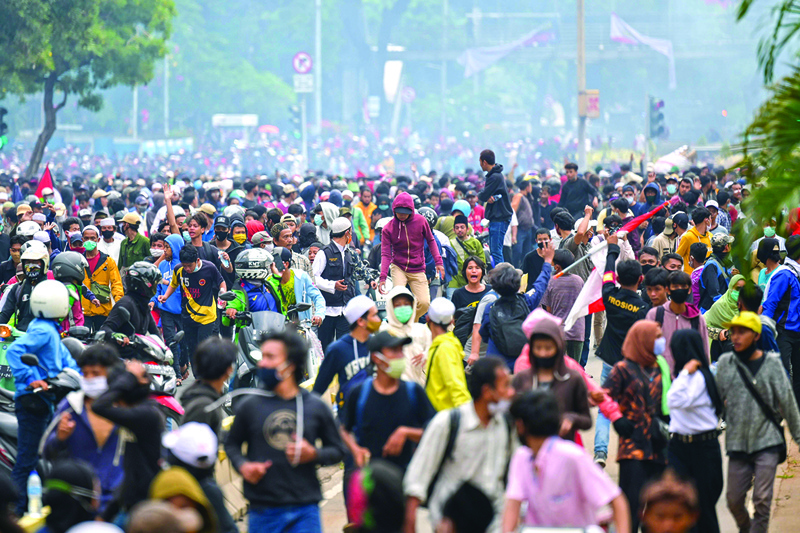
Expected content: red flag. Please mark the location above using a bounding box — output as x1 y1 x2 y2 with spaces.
620 200 671 234
35 165 55 199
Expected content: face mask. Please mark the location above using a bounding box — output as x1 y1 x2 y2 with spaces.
257 364 286 391
233 233 247 244
366 317 382 333
264 243 274 253
376 354 406 379
182 230 191 243
101 230 115 240
645 195 656 204
641 264 654 276
80 376 108 399
653 337 666 356
215 230 229 242
669 288 690 304
533 355 557 369
24 264 42 283
83 240 97 252
137 205 147 214
626 196 635 205
666 184 677 195
394 306 413 324
150 248 164 258
488 399 511 416
314 214 324 226
764 227 776 238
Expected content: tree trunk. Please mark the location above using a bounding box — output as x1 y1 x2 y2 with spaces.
25 74 63 181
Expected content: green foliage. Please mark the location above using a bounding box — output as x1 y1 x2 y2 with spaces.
738 0 800 82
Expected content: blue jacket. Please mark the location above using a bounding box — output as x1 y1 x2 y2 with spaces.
292 270 326 321
480 262 552 356
762 263 800 331
240 280 279 312
43 392 124 512
153 234 184 316
7 318 79 396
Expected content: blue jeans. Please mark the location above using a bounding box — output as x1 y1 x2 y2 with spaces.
513 228 533 268
593 362 613 455
13 396 51 515
160 310 183 376
581 315 591 367
488 221 509 267
249 504 321 533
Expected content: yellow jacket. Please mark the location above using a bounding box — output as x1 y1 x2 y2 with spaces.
82 252 124 317
676 226 711 274
425 332 471 411
354 201 377 240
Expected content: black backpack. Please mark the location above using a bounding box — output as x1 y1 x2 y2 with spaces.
489 294 530 358
453 305 478 347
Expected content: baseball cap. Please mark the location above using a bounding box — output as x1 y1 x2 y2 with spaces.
134 196 149 206
723 311 762 334
662 218 675 236
214 215 231 229
573 217 598 231
428 298 456 326
198 203 216 216
394 205 413 215
368 331 412 352
40 187 54 196
344 295 377 325
283 184 297 195
340 207 352 217
78 208 92 218
646 162 655 173
162 422 218 469
121 212 142 225
16 204 31 216
672 213 689 230
69 232 84 244
710 233 734 248
251 231 273 245
705 200 719 210
375 218 391 231
54 202 66 217
280 214 297 225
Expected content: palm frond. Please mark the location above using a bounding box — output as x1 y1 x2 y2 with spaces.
738 0 800 82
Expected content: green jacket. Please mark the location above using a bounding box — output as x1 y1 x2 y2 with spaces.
352 208 370 244
448 236 484 288
118 233 151 269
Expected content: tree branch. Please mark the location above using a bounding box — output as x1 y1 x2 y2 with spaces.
55 89 68 112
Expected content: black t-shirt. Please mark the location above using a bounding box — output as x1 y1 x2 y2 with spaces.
342 380 435 471
744 354 766 377
559 178 596 218
452 286 491 310
522 251 545 292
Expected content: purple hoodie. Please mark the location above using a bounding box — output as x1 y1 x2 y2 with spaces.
645 301 709 374
380 192 443 281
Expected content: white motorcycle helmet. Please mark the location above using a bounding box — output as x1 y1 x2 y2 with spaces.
30 280 70 319
20 239 48 256
16 221 40 238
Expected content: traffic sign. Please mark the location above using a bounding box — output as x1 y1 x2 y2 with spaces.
367 96 381 118
293 52 313 74
578 90 600 119
294 74 314 94
401 87 416 104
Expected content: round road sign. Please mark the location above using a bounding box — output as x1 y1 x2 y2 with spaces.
293 52 313 74
401 86 416 103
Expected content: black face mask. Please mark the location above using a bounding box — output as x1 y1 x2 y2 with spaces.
641 264 655 276
101 229 115 240
669 288 690 304
734 342 758 362
645 195 656 204
215 230 229 242
533 356 557 369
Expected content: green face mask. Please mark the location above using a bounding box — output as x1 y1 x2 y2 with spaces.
83 240 97 252
730 289 740 302
666 184 677 195
377 354 406 379
764 226 776 238
394 305 413 324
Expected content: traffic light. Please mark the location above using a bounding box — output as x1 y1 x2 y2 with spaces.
0 108 7 150
289 105 301 139
649 97 665 139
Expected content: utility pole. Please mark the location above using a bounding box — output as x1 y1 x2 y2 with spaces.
576 0 586 170
314 0 322 136
440 0 448 137
164 54 169 138
132 85 138 140
301 97 308 168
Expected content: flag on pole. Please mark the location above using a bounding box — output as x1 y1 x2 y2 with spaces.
610 13 676 89
457 25 557 78
564 201 670 330
34 165 62 204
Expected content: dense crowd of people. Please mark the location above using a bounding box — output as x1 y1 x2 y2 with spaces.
0 144 797 533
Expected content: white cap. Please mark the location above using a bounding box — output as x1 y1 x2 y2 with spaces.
705 200 719 209
375 218 391 230
342 190 354 199
161 422 218 469
99 217 115 227
331 217 351 234
33 231 50 243
545 168 557 177
344 295 377 325
428 298 455 325
646 162 655 173
41 187 54 196
574 218 598 231
65 523 124 533
32 213 47 223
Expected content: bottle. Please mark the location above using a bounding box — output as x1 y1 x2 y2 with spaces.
27 470 42 517
218 251 230 269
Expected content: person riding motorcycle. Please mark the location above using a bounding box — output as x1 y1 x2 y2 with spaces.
100 261 161 357
51 251 101 329
0 243 52 331
266 247 325 325
222 249 280 335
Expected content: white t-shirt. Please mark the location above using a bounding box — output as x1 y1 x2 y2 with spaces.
504 212 519 247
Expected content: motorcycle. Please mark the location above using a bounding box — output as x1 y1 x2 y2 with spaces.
0 324 23 392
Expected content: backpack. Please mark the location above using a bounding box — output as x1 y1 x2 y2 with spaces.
489 294 530 357
654 306 699 331
440 243 459 285
453 305 478 347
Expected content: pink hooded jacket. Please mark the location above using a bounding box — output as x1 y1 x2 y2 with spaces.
379 192 442 281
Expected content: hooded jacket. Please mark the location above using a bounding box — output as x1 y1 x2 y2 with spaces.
635 182 663 217
298 223 318 251
181 381 225 437
300 184 317 213
153 234 184 316
328 190 343 208
380 193 442 281
645 301 709 373
150 467 218 533
511 315 591 441
380 286 432 385
477 164 513 222
317 202 340 245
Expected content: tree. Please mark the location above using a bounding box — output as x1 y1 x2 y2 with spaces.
0 0 176 179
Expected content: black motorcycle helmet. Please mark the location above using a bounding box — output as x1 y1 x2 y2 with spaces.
124 261 163 299
418 206 438 229
51 251 89 285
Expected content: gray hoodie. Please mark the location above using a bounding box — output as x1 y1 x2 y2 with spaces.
316 202 340 245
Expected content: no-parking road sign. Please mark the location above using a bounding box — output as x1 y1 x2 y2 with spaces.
293 52 313 74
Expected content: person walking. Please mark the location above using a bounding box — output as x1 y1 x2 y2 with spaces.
81 225 124 333
118 212 150 271
424 298 471 411
477 150 512 265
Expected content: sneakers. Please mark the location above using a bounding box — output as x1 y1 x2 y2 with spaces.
593 451 607 468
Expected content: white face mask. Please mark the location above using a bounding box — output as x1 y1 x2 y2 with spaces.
488 399 511 416
264 244 274 253
150 248 164 258
80 375 108 399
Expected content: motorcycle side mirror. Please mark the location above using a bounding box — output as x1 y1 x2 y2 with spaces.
294 302 312 313
219 291 237 302
173 331 185 343
94 330 107 343
118 307 131 323
21 354 40 367
68 326 90 339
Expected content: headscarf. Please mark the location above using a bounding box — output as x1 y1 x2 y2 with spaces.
298 223 318 250
245 220 264 241
621 320 660 367
149 467 217 533
703 274 745 330
670 329 723 416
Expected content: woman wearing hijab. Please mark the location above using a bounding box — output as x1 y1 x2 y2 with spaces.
604 320 668 533
703 274 745 362
511 310 592 442
297 223 319 254
244 220 265 243
667 329 724 533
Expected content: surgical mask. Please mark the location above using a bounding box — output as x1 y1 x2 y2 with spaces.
488 399 511 416
669 288 690 304
80 376 108 399
376 354 406 379
533 356 556 369
215 230 229 242
136 205 147 214
150 248 164 258
257 365 286 391
314 214 324 226
666 184 677 194
83 240 97 252
653 337 666 356
394 306 413 324
626 196 635 205
764 226 776 238
264 243 274 253
101 230 115 240
366 317 382 333
730 289 740 302
182 230 191 243
233 233 247 244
